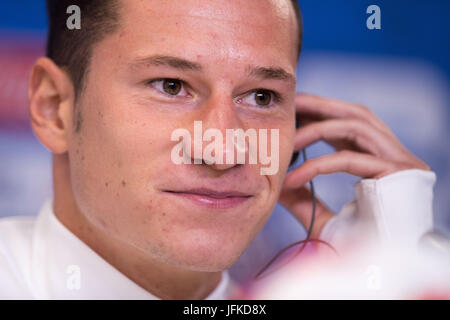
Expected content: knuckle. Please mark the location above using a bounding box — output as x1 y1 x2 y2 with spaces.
345 123 358 140
347 118 364 131
396 160 430 172
339 150 353 157
357 103 373 115
393 162 413 172
302 159 313 169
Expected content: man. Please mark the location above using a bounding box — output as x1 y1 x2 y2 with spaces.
0 0 435 299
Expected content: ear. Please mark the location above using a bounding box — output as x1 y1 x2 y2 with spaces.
28 57 75 154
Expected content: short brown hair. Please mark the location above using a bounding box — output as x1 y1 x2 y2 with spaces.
46 0 302 99
46 0 120 98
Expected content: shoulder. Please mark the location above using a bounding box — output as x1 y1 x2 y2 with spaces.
0 215 36 298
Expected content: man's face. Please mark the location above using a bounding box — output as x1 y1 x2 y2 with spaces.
68 0 298 271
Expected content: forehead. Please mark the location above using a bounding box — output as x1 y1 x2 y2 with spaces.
106 0 298 68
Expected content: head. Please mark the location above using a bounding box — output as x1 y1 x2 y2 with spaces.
29 0 302 271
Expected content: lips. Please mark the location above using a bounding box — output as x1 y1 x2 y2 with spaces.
162 188 253 210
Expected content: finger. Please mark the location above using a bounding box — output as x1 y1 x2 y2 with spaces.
283 150 404 189
295 92 395 138
279 185 335 239
293 118 408 161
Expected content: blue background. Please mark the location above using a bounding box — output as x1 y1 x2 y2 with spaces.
1 0 448 78
0 1 449 282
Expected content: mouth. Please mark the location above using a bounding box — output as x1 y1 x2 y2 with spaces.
162 188 253 210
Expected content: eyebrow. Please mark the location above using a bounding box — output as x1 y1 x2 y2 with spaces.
130 55 203 71
130 55 295 84
247 66 296 85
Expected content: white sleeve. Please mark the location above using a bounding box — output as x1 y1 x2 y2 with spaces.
319 169 437 251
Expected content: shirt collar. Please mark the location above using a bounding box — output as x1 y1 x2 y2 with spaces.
30 199 230 299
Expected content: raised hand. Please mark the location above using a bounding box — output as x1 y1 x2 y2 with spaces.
279 93 430 238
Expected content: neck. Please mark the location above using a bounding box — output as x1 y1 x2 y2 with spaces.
52 154 222 299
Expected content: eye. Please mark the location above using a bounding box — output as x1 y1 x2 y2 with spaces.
162 79 182 95
254 90 272 106
240 89 280 107
148 78 190 97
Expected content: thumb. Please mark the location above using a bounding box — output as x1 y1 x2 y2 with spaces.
279 184 335 239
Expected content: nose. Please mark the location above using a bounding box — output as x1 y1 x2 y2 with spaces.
187 94 247 171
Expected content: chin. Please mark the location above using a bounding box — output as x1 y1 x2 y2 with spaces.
164 236 249 272
181 256 239 273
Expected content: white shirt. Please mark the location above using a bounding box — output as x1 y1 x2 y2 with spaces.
319 168 436 250
0 199 232 299
0 169 436 299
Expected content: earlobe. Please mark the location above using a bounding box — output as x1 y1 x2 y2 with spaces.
28 57 75 154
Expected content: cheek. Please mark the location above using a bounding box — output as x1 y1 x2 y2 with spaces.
279 127 295 169
265 123 295 186
67 103 169 226
74 101 205 247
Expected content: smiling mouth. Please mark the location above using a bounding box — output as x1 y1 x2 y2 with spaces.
162 188 253 210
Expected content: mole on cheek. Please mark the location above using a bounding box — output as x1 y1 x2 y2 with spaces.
121 180 126 187
98 217 107 229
